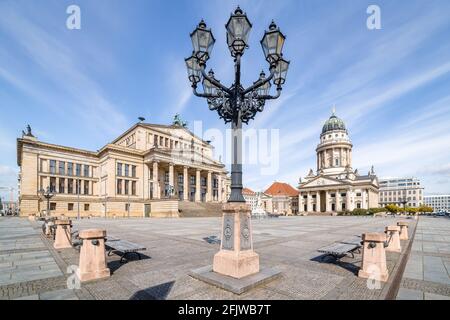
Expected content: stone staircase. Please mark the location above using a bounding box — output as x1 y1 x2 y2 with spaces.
178 201 223 218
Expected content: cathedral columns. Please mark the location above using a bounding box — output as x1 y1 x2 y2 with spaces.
306 193 312 212
336 190 341 212
316 191 321 212
346 191 352 212
325 191 331 212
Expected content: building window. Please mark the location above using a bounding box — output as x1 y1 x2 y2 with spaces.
49 160 56 174
117 179 122 195
117 163 122 176
84 165 90 177
50 202 56 211
356 203 361 209
68 179 73 194
356 193 362 197
124 180 129 195
68 203 74 211
178 174 183 185
59 178 65 194
132 165 136 178
201 177 207 187
132 181 136 196
84 181 89 195
59 161 65 175
164 172 169 183
67 162 73 176
50 177 56 192
190 175 195 185
76 164 81 177
125 164 129 177
84 204 89 211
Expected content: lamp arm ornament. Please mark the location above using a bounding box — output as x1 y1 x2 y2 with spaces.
247 86 282 100
192 85 223 99
200 66 233 95
242 66 276 96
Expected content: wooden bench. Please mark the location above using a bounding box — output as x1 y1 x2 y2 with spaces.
317 242 361 262
105 239 146 263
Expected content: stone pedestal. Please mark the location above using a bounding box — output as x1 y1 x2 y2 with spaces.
385 225 401 253
190 202 281 294
358 233 389 282
54 219 72 249
397 222 409 240
213 203 259 278
76 229 110 282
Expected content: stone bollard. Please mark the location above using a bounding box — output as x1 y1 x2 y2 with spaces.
358 233 389 282
54 220 72 249
385 226 401 253
397 222 409 240
76 229 110 282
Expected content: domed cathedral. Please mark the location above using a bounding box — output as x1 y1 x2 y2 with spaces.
298 109 379 214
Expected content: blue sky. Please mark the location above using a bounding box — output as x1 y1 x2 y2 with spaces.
1 0 450 201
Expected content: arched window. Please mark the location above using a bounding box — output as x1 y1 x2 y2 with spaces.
335 158 339 166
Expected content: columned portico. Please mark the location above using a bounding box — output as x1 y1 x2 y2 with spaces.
153 161 160 199
206 171 212 202
168 163 174 197
195 169 201 202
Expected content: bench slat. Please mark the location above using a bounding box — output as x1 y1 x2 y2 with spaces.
318 243 358 255
106 240 146 253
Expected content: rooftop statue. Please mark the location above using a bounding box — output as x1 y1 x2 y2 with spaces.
22 124 35 138
172 114 188 127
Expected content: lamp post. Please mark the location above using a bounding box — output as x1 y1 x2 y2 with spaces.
186 7 289 202
77 179 81 220
39 186 55 218
186 7 289 282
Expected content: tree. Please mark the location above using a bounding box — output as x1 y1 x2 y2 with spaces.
417 205 433 215
0 198 3 211
385 204 400 214
405 207 418 215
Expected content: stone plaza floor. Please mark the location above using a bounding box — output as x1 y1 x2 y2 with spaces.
396 216 450 300
1 215 448 300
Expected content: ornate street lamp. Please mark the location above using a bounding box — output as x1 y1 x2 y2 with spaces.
186 6 289 203
186 7 289 283
39 186 55 217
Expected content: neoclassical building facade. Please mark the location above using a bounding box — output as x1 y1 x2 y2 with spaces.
17 119 230 218
298 111 379 214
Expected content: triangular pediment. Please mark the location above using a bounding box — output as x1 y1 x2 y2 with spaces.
300 175 348 188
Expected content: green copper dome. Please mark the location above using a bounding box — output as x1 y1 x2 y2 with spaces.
322 112 346 134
